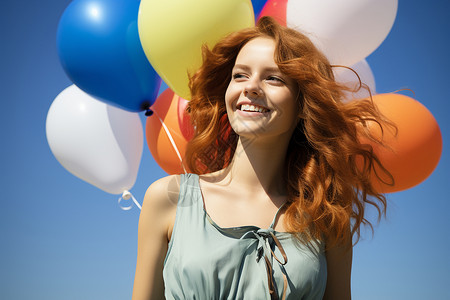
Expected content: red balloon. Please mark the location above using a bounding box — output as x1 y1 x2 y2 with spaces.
259 0 287 25
359 93 442 193
146 89 193 174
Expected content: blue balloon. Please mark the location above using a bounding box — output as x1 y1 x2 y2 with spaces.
57 0 161 112
251 0 268 19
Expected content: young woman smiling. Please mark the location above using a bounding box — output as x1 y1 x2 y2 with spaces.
132 16 392 300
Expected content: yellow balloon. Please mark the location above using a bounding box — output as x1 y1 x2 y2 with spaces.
138 0 254 99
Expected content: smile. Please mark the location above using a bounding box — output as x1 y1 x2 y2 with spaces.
238 104 270 113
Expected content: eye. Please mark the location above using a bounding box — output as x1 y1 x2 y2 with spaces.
266 76 285 84
232 73 247 80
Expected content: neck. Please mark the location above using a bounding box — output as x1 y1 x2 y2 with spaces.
223 134 292 197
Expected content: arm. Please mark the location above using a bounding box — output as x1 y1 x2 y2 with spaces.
322 238 353 300
132 175 179 300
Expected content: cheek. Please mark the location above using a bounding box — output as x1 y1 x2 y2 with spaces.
274 93 299 126
224 84 239 110
224 88 231 108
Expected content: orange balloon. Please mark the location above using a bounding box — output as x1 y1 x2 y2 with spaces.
146 89 193 174
177 96 194 141
360 93 442 193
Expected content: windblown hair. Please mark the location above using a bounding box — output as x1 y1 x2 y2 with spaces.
185 16 394 247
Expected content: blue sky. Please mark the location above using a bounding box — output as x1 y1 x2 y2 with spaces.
1 1 449 299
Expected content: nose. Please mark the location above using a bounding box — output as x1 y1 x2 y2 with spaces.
243 77 262 97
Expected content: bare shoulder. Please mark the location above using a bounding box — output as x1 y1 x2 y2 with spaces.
143 174 181 209
140 175 181 239
133 175 181 300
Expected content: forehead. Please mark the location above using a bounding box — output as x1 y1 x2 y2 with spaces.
235 37 276 65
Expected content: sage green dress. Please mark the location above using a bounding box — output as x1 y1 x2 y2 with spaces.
163 174 327 300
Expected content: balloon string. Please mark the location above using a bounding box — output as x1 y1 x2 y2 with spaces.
153 110 187 174
118 190 142 211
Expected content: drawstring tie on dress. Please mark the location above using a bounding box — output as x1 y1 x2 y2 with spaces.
248 228 288 300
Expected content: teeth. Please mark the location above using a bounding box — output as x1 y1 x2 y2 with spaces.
240 104 268 113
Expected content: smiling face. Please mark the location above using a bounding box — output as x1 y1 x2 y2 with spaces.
225 37 299 142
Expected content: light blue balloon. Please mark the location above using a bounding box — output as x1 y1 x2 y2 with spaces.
57 0 161 112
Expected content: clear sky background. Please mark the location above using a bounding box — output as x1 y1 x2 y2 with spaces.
1 1 449 299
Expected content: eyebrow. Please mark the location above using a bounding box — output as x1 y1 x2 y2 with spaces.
233 64 282 74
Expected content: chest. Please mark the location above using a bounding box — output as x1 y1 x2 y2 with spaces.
200 182 288 231
165 225 328 299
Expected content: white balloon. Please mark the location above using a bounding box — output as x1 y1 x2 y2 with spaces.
334 59 376 101
286 0 398 66
46 85 143 194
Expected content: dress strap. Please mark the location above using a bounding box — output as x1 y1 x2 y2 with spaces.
269 202 286 229
177 173 201 207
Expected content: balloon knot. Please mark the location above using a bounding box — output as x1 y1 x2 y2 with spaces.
122 190 132 200
145 108 153 117
118 190 141 211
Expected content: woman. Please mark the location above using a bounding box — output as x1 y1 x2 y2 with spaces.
132 16 392 300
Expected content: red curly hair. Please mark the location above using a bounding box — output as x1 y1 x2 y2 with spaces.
185 16 394 247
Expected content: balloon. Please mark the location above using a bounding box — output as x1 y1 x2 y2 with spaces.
334 59 376 102
138 0 254 99
177 97 194 141
251 0 268 19
358 93 442 193
259 0 287 26
260 0 398 66
46 85 143 194
57 0 161 112
146 89 193 174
